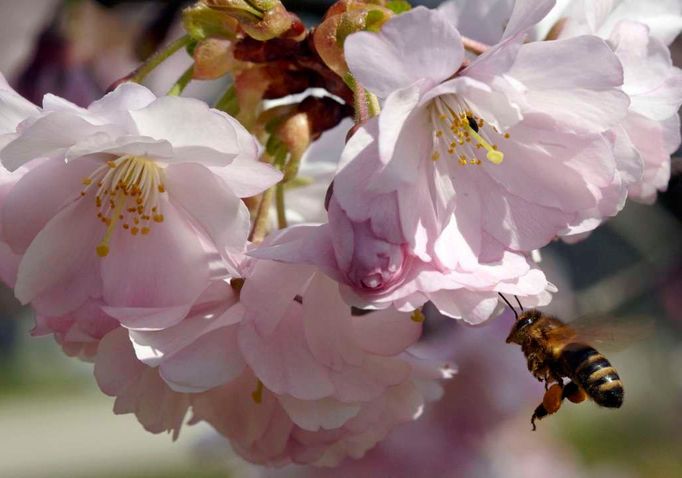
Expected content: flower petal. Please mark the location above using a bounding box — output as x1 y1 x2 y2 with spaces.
129 96 250 166
2 156 97 254
14 199 102 315
160 324 246 393
101 198 211 308
165 162 250 253
345 6 464 97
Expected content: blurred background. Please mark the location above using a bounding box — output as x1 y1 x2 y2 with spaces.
0 1 681 477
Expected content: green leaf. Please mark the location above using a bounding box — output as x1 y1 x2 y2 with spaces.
386 0 412 14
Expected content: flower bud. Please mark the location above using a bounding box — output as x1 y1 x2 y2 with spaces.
201 0 297 41
182 4 239 41
313 1 393 78
192 38 235 80
328 195 407 293
239 3 296 41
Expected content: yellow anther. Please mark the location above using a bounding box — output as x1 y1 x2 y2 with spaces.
411 309 426 323
432 152 441 161
251 380 264 404
96 244 109 257
82 178 92 186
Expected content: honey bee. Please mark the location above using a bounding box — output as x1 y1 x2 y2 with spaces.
503 298 631 430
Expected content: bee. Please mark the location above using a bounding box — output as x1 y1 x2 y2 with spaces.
503 297 631 430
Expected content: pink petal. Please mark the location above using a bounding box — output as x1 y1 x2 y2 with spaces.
101 198 211 308
278 395 360 432
2 156 97 254
502 0 556 40
351 308 422 356
240 258 316 336
238 311 335 401
0 111 115 171
14 199 102 314
129 283 241 364
165 162 250 253
129 96 249 166
210 157 282 198
0 80 39 133
301 274 364 368
102 304 194 331
429 289 499 324
160 323 246 392
345 6 464 98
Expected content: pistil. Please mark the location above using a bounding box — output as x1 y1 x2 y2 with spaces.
431 96 509 167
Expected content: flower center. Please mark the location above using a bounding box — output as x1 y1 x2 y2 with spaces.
79 155 166 257
430 96 509 165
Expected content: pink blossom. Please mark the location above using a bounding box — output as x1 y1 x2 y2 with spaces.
32 298 119 360
89 265 453 464
0 73 40 139
192 357 451 467
0 74 38 286
125 279 246 393
255 121 553 323
0 83 281 318
238 258 424 401
94 327 191 439
550 0 682 45
548 3 682 203
343 3 629 253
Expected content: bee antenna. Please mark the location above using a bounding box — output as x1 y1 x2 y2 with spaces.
514 295 524 312
498 293 518 320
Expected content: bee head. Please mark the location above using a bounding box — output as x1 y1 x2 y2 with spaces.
506 309 542 344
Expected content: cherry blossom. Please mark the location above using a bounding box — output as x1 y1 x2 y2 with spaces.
0 83 280 317
546 0 682 203
191 357 451 467
344 2 629 253
255 119 553 322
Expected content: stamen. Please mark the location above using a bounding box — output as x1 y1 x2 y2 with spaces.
465 122 504 164
80 155 166 257
251 380 264 404
431 96 508 168
411 309 426 323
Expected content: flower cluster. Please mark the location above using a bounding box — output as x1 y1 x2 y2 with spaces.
0 0 680 468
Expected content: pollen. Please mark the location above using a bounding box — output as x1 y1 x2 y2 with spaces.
79 155 166 257
251 380 264 404
430 96 510 168
410 309 426 323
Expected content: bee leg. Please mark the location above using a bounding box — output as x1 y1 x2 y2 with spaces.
562 381 588 404
531 383 564 431
531 405 546 431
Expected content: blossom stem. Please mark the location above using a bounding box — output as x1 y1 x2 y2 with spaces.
249 185 274 243
461 36 490 55
131 34 192 84
345 74 370 125
214 84 239 115
168 66 195 96
275 182 287 229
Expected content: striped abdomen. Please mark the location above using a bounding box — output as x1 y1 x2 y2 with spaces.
560 343 623 408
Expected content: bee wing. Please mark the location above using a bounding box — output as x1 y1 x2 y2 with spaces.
553 314 654 351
